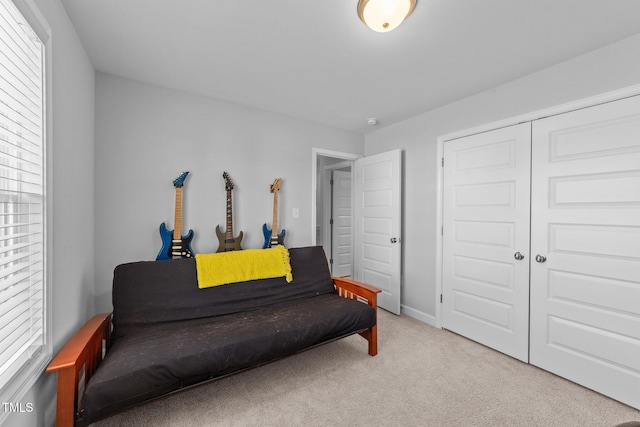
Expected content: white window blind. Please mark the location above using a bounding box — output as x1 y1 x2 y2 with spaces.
0 0 47 401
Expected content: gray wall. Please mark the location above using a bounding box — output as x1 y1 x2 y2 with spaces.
364 33 640 324
8 0 96 425
93 73 364 312
10 2 640 423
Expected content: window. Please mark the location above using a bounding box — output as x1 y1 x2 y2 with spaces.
0 0 49 412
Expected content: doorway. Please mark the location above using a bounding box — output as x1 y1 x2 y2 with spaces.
311 148 361 275
312 148 403 315
318 165 353 277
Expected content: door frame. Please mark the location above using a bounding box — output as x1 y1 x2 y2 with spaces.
434 83 640 328
311 148 362 248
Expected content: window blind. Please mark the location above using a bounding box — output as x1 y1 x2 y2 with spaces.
0 0 46 395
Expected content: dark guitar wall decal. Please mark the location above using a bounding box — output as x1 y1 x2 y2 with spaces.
216 171 244 252
157 171 195 260
262 177 285 248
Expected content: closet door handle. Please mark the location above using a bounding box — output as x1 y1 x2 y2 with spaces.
514 252 525 260
535 254 547 263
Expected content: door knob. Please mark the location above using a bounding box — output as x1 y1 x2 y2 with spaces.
535 254 547 263
390 237 398 243
514 252 525 260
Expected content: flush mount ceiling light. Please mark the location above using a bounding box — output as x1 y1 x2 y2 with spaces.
357 0 417 32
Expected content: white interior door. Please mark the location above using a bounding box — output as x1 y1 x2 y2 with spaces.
354 149 402 315
530 95 640 409
442 123 531 362
332 170 352 277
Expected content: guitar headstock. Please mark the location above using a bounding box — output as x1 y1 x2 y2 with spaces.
270 178 282 193
173 171 189 188
222 171 234 191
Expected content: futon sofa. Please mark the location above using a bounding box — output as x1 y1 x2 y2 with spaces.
47 246 381 426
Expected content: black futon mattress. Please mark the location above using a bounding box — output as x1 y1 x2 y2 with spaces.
80 246 375 424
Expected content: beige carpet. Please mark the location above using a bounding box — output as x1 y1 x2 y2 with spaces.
93 310 639 426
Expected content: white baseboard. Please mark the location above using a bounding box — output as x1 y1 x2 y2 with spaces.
400 305 437 327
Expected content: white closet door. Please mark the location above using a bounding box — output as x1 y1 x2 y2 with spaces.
530 95 640 409
442 123 531 362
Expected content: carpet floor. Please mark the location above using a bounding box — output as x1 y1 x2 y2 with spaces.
92 309 640 426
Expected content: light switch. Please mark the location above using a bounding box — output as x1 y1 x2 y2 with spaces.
292 207 299 219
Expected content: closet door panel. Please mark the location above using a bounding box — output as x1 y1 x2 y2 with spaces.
530 95 640 410
442 123 531 363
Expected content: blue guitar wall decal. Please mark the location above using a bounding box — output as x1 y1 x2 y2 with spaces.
156 171 195 260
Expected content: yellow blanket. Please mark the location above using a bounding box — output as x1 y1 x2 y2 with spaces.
195 246 292 289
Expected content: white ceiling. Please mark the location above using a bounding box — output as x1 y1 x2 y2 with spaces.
60 0 640 134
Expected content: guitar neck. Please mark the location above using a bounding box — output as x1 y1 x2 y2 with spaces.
225 190 233 239
173 187 183 240
271 191 278 237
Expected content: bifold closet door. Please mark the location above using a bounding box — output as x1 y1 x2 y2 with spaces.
442 123 531 363
529 95 640 410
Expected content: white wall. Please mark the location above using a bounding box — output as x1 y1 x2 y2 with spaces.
7 0 95 426
94 73 364 312
364 33 640 324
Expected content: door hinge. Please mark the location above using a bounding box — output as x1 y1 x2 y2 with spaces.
441 226 443 236
440 294 443 303
329 258 333 265
441 157 444 167
329 219 334 225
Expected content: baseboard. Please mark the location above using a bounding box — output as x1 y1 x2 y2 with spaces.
400 305 437 327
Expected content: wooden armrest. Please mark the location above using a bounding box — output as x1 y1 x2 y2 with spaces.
333 276 381 306
47 312 112 427
332 277 381 356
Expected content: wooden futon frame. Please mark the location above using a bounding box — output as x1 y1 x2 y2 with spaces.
46 277 380 427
